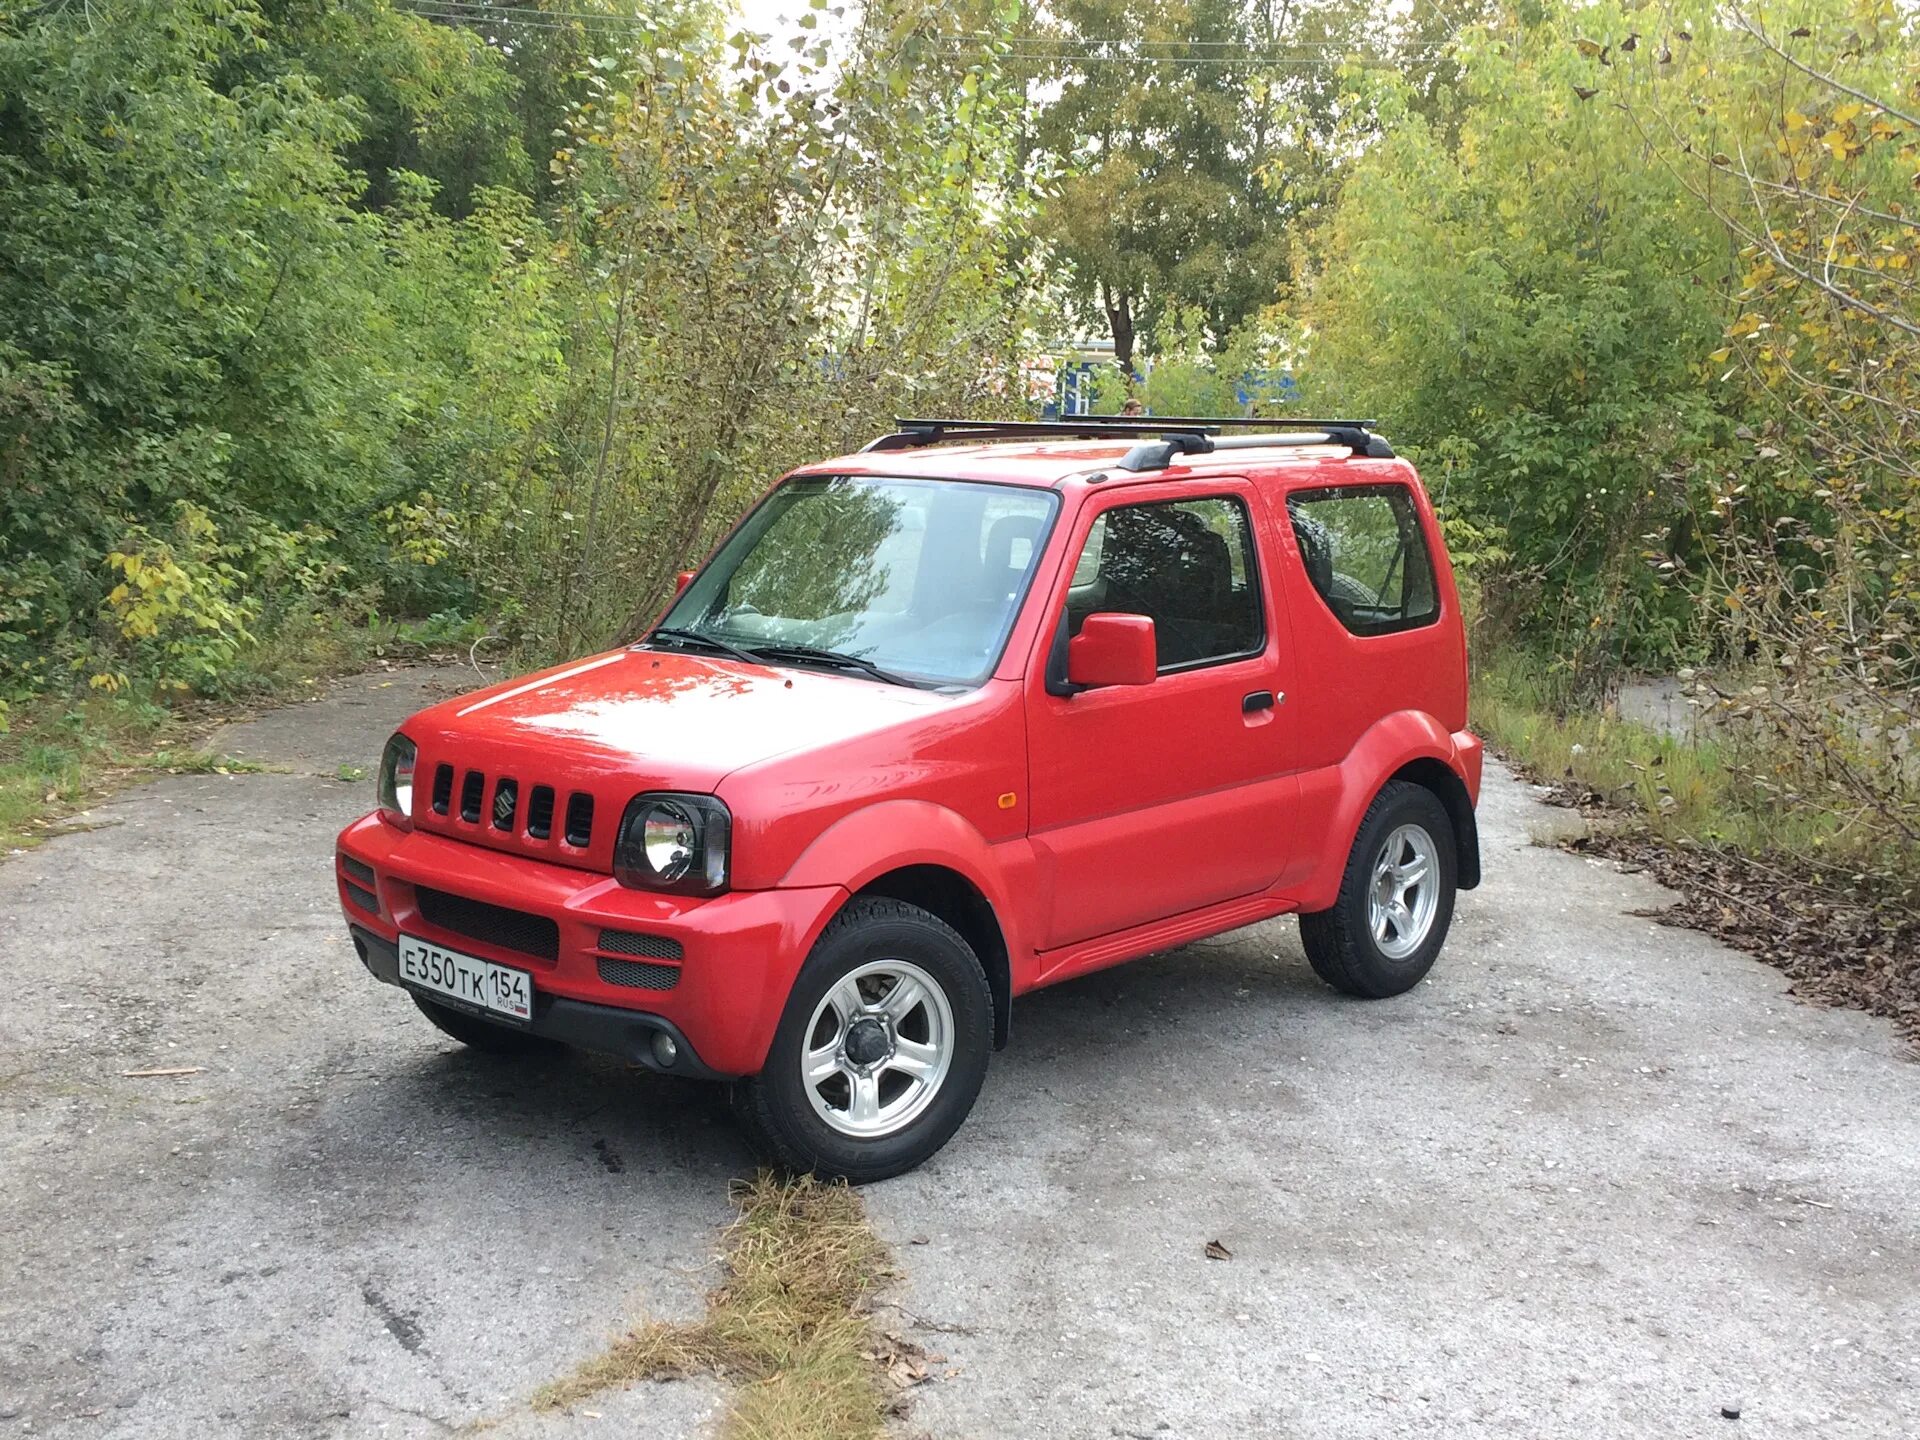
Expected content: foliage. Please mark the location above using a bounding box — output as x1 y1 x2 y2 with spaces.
5 0 1914 871
536 0 1046 647
1298 3 1734 692
1298 0 1920 865
0 0 556 693
1605 3 1920 858
1022 0 1467 372
0 0 1047 695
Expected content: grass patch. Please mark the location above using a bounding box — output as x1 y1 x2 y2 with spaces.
1471 650 1874 865
0 610 479 854
0 692 277 852
535 1172 921 1439
1475 647 1920 1034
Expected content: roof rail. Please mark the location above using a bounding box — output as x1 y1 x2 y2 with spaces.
861 416 1394 467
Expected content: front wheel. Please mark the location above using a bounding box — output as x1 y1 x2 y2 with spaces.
1300 781 1457 998
734 897 992 1182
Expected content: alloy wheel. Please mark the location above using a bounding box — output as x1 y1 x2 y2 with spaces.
801 959 955 1138
1368 822 1440 960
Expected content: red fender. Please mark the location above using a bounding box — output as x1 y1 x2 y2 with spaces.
777 799 1037 972
1279 709 1471 914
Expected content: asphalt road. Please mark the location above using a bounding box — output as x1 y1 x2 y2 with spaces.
2 669 1915 1439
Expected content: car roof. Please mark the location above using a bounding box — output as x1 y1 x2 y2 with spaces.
793 438 1415 492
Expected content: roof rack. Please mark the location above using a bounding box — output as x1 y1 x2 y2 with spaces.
861 416 1394 469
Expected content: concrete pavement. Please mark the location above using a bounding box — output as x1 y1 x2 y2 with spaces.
2 668 1914 1438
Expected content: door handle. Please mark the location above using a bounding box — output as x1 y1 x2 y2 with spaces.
1242 690 1275 714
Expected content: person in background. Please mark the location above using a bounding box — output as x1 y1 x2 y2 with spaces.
1120 396 1145 417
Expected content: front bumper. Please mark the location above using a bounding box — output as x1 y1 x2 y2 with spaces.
335 811 847 1077
349 926 730 1079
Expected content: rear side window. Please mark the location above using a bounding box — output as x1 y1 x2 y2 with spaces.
1287 485 1439 636
1066 496 1264 670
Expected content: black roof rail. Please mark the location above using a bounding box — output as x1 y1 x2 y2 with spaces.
861 416 1393 466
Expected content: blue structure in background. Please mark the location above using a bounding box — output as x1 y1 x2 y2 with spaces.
1041 359 1298 418
1051 359 1117 418
1235 368 1299 408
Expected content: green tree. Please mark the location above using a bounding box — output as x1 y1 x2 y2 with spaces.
1298 2 1731 684
1025 0 1454 373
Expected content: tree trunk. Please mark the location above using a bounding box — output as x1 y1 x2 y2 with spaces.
1101 280 1135 376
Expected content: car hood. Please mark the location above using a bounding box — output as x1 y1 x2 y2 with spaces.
406 647 953 792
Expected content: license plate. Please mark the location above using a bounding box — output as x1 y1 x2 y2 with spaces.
397 935 533 1023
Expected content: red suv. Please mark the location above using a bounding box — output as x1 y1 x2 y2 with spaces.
336 418 1483 1180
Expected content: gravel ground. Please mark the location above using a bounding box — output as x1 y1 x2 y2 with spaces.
2 668 1914 1439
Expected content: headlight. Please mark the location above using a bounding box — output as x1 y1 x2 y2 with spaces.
615 793 731 894
377 733 417 823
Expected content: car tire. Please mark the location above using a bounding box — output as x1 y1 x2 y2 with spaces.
734 897 992 1183
1300 780 1457 998
411 994 560 1056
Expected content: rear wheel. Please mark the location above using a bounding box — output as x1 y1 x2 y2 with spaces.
411 994 559 1056
1300 781 1457 998
734 897 992 1183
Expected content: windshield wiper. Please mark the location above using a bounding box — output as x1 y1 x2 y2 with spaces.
750 643 917 688
643 626 769 667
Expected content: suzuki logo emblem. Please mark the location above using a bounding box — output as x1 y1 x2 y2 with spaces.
493 788 515 826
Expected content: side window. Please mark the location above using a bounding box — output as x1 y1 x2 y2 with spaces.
1286 485 1439 636
1066 496 1264 670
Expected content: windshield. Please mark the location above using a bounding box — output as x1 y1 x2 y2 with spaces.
657 475 1059 687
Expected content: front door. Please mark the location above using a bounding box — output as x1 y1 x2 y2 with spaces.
1024 481 1297 951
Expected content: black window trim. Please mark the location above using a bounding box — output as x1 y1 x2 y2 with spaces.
1286 481 1442 638
1049 489 1269 693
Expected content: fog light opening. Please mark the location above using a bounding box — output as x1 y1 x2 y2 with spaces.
650 1031 678 1069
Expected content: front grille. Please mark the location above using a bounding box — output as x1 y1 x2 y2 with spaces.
527 785 555 840
341 854 376 888
597 958 681 991
343 880 380 915
564 792 595 848
598 928 684 960
426 763 596 850
415 886 559 962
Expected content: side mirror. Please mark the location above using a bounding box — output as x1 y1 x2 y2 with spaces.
1067 613 1157 689
674 570 696 596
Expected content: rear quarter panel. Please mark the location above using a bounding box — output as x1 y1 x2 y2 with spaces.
1266 457 1474 909
1274 457 1468 760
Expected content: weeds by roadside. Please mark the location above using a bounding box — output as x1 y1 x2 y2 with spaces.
1471 652 1881 865
536 1172 934 1440
1475 652 1919 1040
0 612 483 853
0 693 249 851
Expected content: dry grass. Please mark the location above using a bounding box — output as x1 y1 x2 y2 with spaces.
1471 651 1875 865
534 1172 917 1440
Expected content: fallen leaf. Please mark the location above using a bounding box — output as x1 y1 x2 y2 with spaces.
1204 1239 1232 1261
